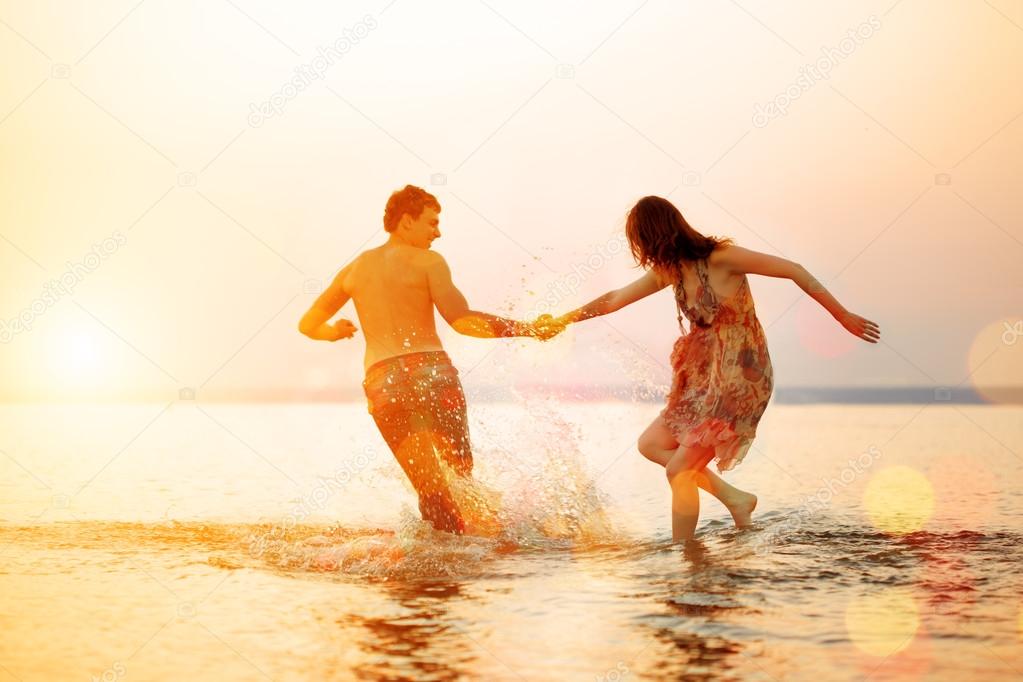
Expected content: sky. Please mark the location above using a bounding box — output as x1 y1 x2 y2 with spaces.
1 0 1021 402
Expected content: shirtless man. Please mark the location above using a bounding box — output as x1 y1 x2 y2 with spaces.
298 185 560 534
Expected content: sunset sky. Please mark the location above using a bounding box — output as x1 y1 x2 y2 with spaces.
1 0 1021 401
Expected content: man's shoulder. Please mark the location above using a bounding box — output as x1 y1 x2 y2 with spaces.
339 250 368 279
416 249 447 269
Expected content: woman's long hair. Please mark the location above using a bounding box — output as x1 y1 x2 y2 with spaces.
625 196 731 282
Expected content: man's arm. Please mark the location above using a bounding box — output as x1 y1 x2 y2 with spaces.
425 253 536 338
298 263 358 341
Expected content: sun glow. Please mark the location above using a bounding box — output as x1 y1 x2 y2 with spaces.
38 324 127 397
845 588 921 658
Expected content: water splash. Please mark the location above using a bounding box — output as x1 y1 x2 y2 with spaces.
231 395 629 579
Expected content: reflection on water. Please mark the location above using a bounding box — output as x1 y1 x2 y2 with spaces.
647 626 745 681
2 404 1023 680
645 544 751 680
346 581 477 682
1 513 1022 681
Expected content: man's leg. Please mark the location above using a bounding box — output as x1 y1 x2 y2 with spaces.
428 364 474 477
422 363 507 536
365 368 467 533
391 430 466 533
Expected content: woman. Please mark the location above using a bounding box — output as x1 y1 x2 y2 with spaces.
553 196 880 542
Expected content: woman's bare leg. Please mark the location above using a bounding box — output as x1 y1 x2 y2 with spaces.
638 416 757 527
666 445 715 542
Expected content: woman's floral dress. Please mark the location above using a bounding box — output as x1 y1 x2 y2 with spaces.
661 257 774 472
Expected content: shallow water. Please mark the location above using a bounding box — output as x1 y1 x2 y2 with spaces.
2 403 1022 680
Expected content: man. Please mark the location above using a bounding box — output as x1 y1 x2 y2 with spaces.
298 185 560 535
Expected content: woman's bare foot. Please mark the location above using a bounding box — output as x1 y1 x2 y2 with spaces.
725 492 757 528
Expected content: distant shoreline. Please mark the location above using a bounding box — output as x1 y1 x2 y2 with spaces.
2 386 1020 405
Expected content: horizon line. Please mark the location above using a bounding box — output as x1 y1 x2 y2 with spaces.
1 385 1020 405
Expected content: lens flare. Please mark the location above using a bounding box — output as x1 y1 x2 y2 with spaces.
863 466 935 534
966 316 1023 404
795 297 857 359
845 588 921 657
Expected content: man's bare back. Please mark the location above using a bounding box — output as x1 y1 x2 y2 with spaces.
299 202 555 365
343 244 446 370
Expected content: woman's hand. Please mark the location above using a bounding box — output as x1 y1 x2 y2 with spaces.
839 312 880 343
529 314 567 341
329 319 358 341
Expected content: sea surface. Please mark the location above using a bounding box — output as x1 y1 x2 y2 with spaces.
1 402 1021 681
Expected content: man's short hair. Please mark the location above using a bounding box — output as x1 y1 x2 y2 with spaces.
383 185 441 233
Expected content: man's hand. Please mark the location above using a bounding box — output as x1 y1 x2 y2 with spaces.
329 319 358 341
528 314 567 341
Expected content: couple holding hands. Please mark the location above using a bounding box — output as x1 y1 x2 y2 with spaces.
299 185 879 542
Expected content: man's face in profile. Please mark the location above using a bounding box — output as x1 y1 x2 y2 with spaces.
402 207 441 249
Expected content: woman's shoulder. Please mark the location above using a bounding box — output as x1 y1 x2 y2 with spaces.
648 265 679 289
707 241 742 266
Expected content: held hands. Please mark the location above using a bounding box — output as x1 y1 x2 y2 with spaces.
839 311 880 343
526 313 568 341
329 319 358 341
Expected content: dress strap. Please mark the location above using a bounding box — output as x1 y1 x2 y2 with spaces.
674 284 687 333
697 258 718 304
696 258 711 288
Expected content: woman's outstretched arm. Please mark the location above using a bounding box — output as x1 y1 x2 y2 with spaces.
713 245 880 343
556 269 668 325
